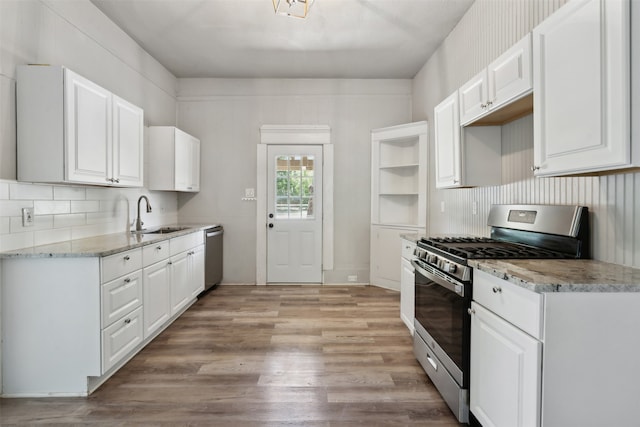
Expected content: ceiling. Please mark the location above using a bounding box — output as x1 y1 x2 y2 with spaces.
90 0 475 79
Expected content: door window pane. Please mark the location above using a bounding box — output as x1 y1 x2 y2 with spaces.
274 155 315 219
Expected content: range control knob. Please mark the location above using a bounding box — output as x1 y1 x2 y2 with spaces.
448 263 457 273
427 254 437 264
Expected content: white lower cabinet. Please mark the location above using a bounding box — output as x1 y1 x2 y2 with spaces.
470 302 541 427
101 306 144 373
143 260 172 339
470 268 640 427
399 238 415 333
0 230 205 396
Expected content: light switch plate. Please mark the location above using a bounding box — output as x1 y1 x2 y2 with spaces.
22 207 34 226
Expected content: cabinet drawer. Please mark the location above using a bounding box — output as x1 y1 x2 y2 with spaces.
142 240 170 266
101 248 142 283
401 239 417 260
101 269 143 328
170 231 204 256
473 269 543 339
101 306 143 373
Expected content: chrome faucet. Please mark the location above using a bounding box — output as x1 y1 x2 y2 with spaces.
135 195 152 232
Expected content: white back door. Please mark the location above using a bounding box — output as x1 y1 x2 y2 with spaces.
267 145 323 283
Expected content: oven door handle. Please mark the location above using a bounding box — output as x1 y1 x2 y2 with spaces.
411 259 464 297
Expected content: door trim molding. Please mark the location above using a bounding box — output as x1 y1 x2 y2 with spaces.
257 125 333 285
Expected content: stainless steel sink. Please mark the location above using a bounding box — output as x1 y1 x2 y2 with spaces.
134 226 191 235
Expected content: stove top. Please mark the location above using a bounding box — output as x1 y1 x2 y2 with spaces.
418 237 574 260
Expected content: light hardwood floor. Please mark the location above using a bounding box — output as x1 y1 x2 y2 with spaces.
0 285 463 426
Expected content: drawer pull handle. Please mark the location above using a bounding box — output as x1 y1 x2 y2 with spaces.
124 318 131 324
124 255 130 261
124 278 131 283
426 353 438 371
156 246 162 250
492 286 502 294
168 261 173 265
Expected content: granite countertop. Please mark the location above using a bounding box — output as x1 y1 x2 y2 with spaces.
470 259 640 293
0 224 218 259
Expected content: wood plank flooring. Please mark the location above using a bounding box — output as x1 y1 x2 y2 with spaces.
0 285 463 426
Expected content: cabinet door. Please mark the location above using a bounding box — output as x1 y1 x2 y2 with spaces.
112 95 144 187
400 256 414 333
170 252 190 315
175 129 200 192
143 261 172 338
488 33 532 110
532 0 629 176
434 91 461 188
188 245 205 298
459 70 488 125
470 302 541 427
64 69 111 185
101 306 143 373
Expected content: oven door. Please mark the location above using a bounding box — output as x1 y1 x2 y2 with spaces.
412 259 470 387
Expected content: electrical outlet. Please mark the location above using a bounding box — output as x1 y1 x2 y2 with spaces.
347 275 358 282
245 188 255 198
22 207 34 227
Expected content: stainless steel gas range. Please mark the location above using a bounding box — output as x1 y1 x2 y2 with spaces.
412 204 589 424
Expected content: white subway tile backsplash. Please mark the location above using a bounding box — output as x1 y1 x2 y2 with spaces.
0 217 9 234
0 200 34 217
0 182 9 199
54 186 86 201
71 200 100 213
53 213 86 228
9 183 53 200
34 228 72 247
85 187 111 200
34 200 71 215
10 215 54 233
0 231 34 252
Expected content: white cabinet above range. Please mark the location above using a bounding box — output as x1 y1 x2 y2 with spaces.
16 65 144 187
459 34 532 126
148 126 201 192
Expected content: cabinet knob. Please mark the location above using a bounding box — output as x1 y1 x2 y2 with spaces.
486 100 493 106
480 103 487 109
124 318 131 324
113 178 120 183
492 286 502 294
168 261 173 265
467 308 475 315
453 179 459 184
124 278 131 283
106 178 113 183
156 246 162 250
124 255 130 261
530 166 540 171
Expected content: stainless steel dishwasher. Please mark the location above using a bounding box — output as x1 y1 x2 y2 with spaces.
203 225 223 292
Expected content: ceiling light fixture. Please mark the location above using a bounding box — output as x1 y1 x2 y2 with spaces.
272 0 314 19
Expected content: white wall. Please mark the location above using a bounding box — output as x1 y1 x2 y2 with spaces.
412 0 640 269
0 0 181 393
176 78 413 284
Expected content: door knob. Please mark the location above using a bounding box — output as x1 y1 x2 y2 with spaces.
268 223 274 228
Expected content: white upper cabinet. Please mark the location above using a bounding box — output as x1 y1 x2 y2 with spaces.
434 91 502 189
460 34 533 126
112 95 144 186
148 126 201 192
532 0 632 176
16 66 144 187
434 91 462 188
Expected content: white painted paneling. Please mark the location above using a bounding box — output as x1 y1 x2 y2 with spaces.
413 0 640 268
